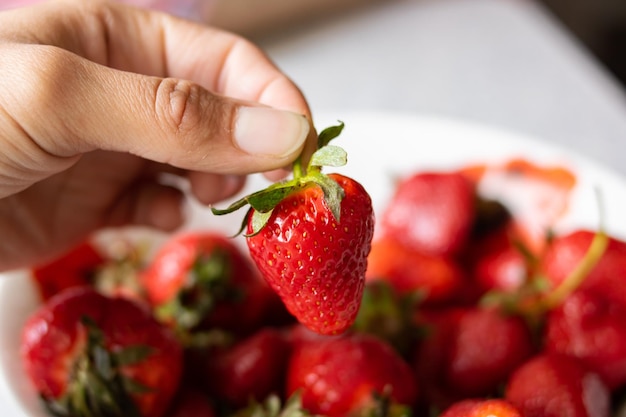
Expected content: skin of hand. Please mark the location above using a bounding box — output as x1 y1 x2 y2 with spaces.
0 0 317 271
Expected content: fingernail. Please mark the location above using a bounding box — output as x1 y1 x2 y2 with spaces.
234 107 310 157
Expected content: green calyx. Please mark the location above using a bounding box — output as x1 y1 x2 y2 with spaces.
211 122 348 235
481 189 609 329
232 392 313 417
155 249 240 349
352 281 419 356
356 387 412 417
45 317 152 417
156 248 237 331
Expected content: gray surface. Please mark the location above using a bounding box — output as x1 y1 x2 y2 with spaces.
257 0 626 175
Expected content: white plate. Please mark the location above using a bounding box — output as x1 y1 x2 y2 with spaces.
2 110 626 416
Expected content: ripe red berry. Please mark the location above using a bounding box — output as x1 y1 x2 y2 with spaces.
21 287 183 417
380 171 475 256
413 307 534 407
212 123 375 335
544 290 626 390
440 399 522 417
505 353 610 417
32 240 105 300
286 333 418 417
141 232 278 336
247 173 374 335
202 328 291 407
540 229 626 306
366 236 466 305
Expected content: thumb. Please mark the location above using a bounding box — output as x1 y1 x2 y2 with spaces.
2 44 311 175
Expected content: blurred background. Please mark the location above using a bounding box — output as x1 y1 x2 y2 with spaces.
206 0 626 176
209 0 626 91
538 0 626 89
2 0 624 90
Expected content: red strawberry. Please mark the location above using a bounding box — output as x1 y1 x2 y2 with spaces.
202 327 291 407
33 239 149 303
21 287 183 417
440 399 522 417
505 353 610 417
539 229 626 306
366 236 466 305
468 226 529 294
413 306 534 408
213 123 375 335
245 172 373 335
32 240 105 300
380 171 475 256
544 290 626 390
141 232 280 336
286 332 418 417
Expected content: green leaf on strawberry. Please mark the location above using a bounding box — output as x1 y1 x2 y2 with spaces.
211 122 347 234
232 393 313 417
317 121 345 148
43 316 152 417
309 145 347 168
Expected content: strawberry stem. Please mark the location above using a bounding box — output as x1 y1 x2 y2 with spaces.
541 229 608 310
292 156 305 179
211 121 348 235
516 227 608 331
515 188 608 322
541 187 608 310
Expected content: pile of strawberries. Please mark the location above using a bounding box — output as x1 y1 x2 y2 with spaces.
18 125 626 417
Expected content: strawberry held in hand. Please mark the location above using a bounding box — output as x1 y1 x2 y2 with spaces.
212 123 374 335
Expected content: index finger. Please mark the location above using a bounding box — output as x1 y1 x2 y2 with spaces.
0 0 312 116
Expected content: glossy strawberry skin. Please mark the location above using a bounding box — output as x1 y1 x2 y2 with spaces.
21 287 183 417
440 399 522 417
141 232 278 334
544 290 626 390
366 236 466 305
246 173 375 335
505 354 610 417
203 328 291 408
540 229 626 306
286 333 418 417
413 307 534 407
380 171 475 256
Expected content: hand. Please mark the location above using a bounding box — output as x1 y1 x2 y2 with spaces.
0 0 315 271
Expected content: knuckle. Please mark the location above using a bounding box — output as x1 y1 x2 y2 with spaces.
7 45 71 102
155 78 201 135
153 78 233 156
1 44 85 154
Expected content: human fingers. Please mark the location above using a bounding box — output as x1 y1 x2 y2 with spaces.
0 1 314 197
0 0 312 116
105 182 185 231
0 43 310 194
186 172 246 205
